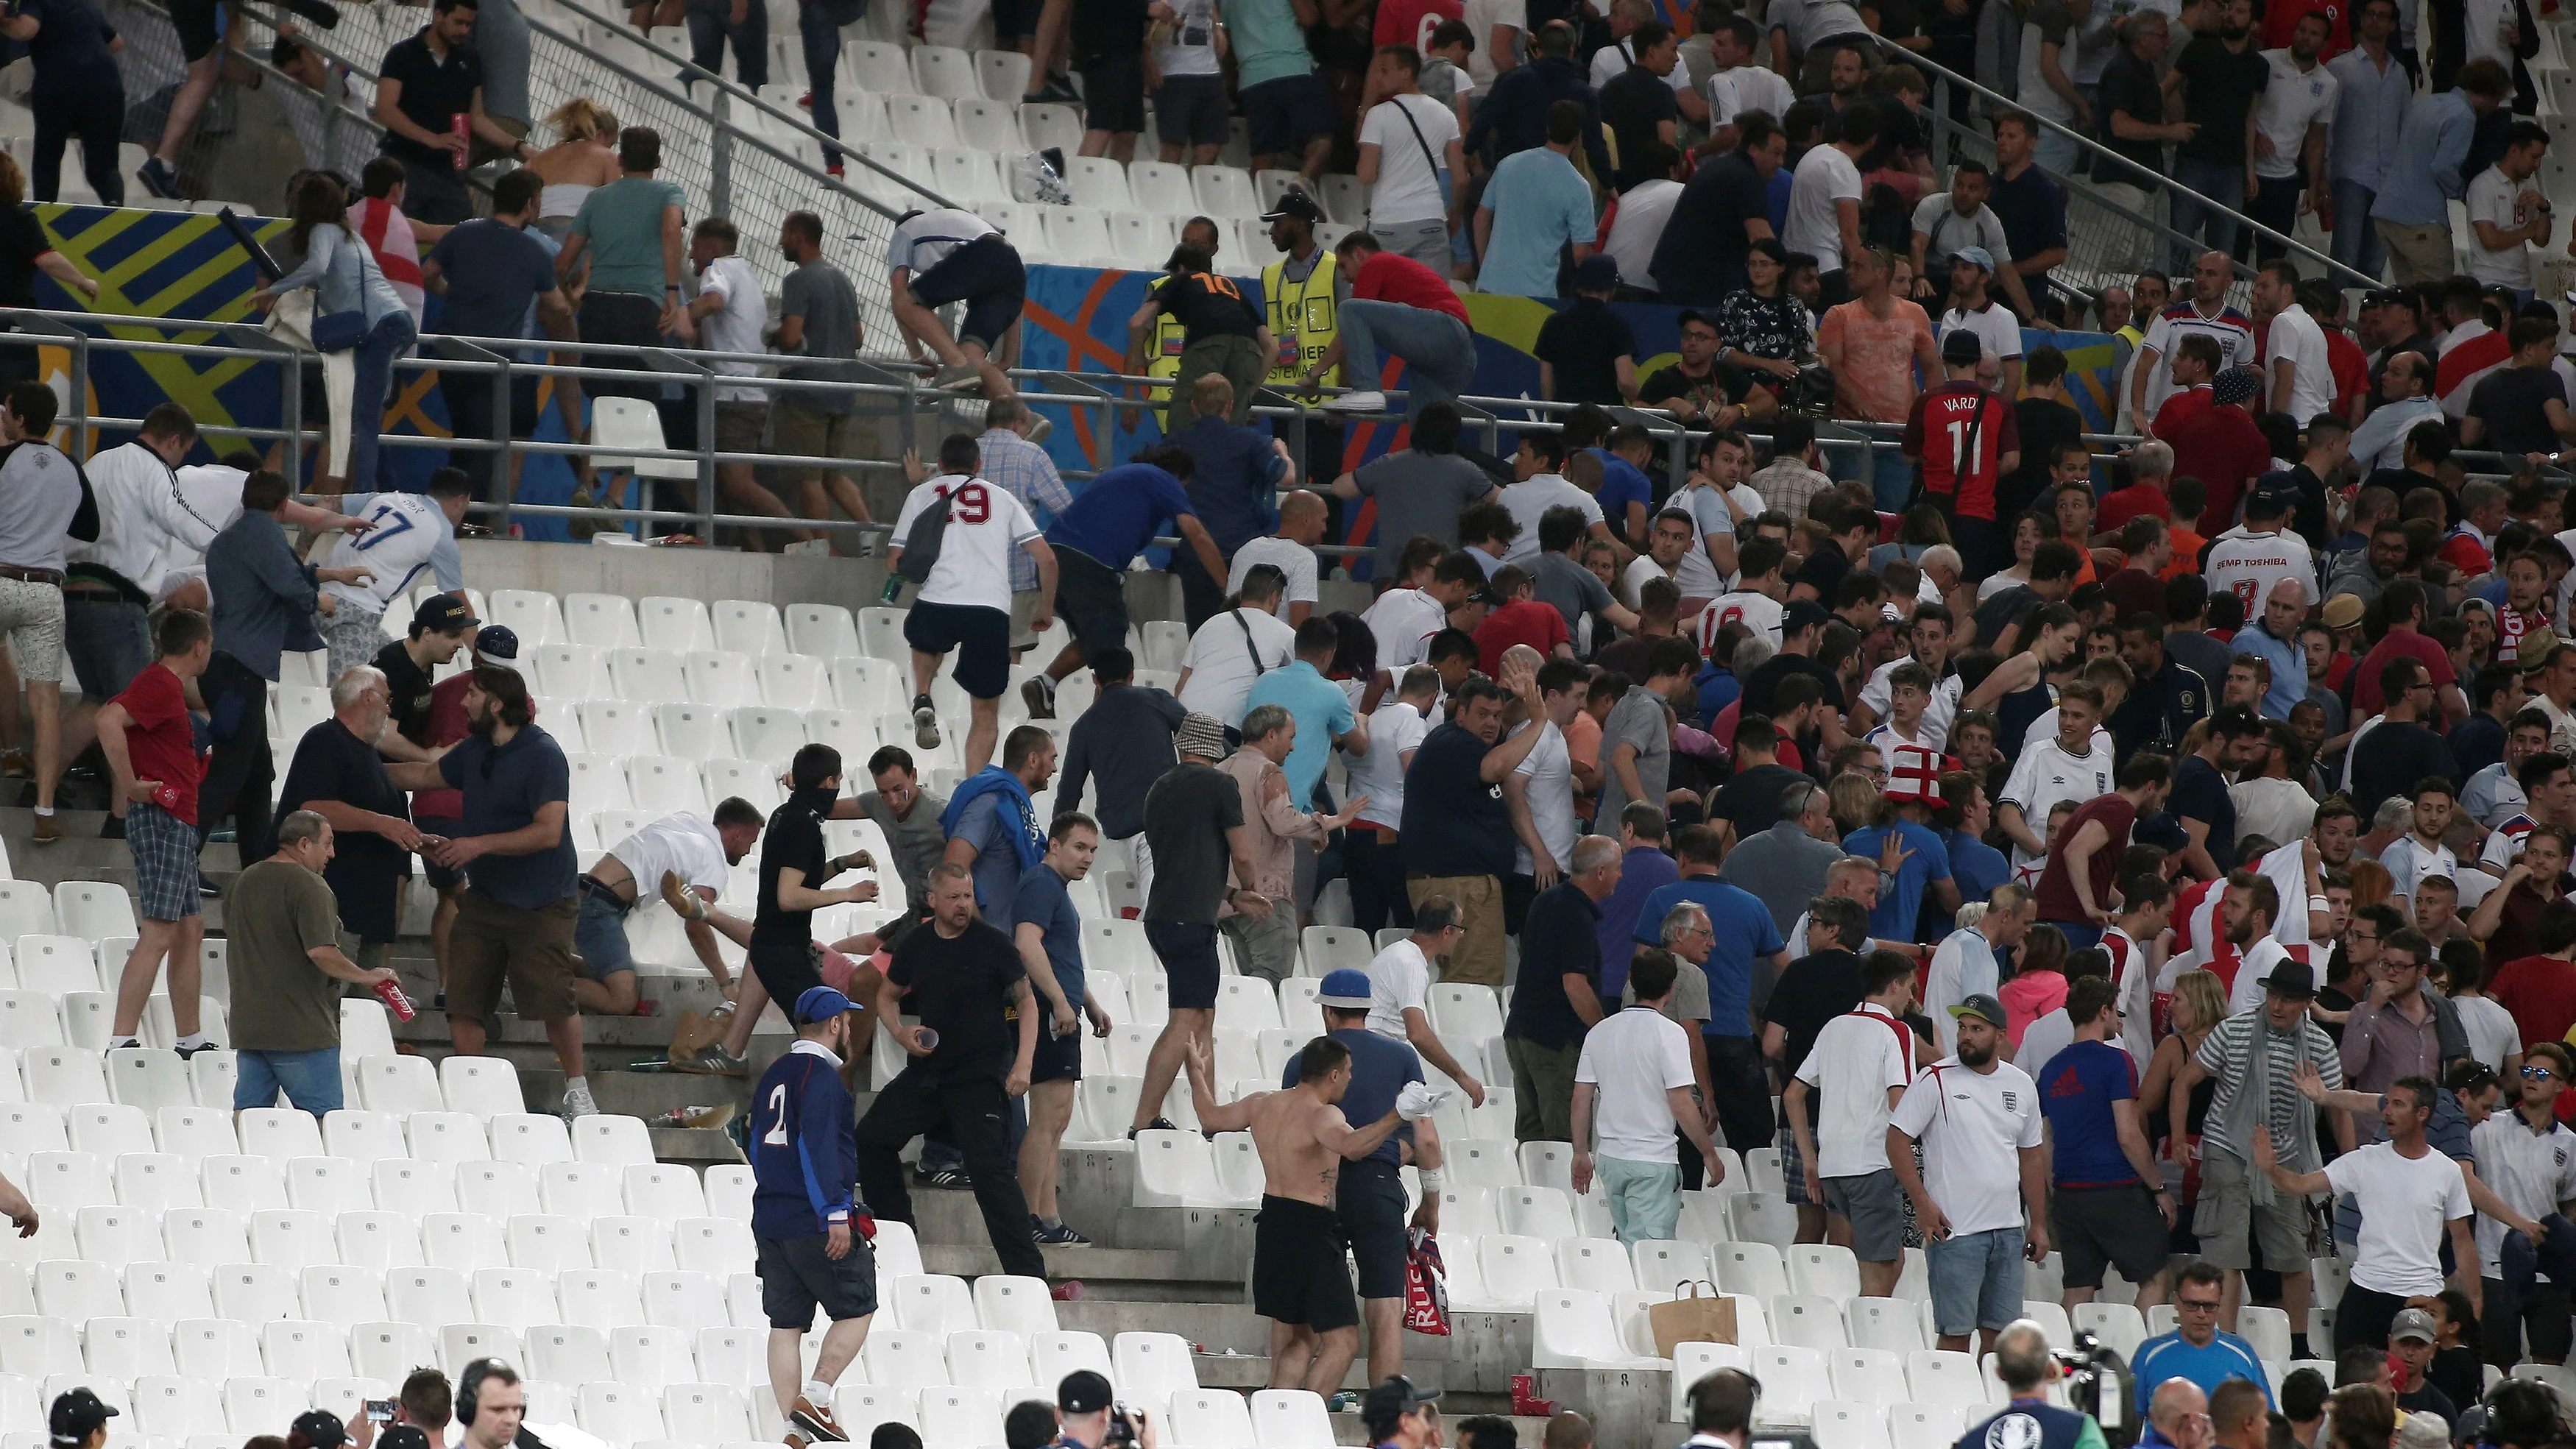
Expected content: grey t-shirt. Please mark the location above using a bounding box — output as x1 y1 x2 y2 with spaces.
1351 449 1493 578
854 788 949 905
1623 954 1712 1024
1590 684 1671 829
779 259 863 415
1531 550 1616 640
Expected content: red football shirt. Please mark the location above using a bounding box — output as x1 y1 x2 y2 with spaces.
114 662 202 826
2164 404 2273 531
1351 251 1472 325
1374 0 1464 46
2098 482 2173 531
1473 598 1571 675
411 673 475 821
1900 381 2019 521
2351 629 2458 719
2033 793 2138 924
2493 954 2576 1052
2152 385 2215 437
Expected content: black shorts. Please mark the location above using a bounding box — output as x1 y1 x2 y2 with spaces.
902 600 1013 699
1078 50 1147 134
1338 1159 1409 1300
1055 548 1130 665
417 817 467 890
1242 74 1334 157
2484 1277 2574 1366
749 935 827 1013
989 0 1041 40
1145 919 1221 1010
1031 1021 1083 1085
1156 74 1231 147
1253 1194 1358 1331
170 0 220 60
2050 1183 2172 1290
755 1229 879 1327
908 235 1026 354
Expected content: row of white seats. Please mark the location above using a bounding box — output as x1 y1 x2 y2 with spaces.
0 888 140 952
389 589 937 666
0 997 225 1059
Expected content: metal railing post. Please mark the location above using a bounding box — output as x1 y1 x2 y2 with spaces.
710 86 734 222
696 372 720 543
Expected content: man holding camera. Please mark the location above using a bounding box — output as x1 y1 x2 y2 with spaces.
1963 1319 2113 1449
1050 1370 1156 1449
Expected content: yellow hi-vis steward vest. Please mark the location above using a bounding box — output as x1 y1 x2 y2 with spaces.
1264 247 1339 389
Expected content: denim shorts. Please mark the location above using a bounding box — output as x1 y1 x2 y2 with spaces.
235 1046 344 1116
575 880 636 980
1926 1224 2026 1337
61 594 148 700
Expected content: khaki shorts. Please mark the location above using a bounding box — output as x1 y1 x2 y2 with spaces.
447 889 579 1026
1011 589 1045 650
2194 1144 2315 1270
2375 220 2457 285
713 400 770 455
1409 872 1504 985
773 397 865 480
1220 907 1298 984
0 577 66 684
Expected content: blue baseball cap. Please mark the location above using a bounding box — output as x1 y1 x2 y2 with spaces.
795 985 854 1024
1317 968 1373 1010
1951 246 1995 274
472 623 520 665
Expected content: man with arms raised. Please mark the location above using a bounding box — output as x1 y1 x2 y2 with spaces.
2257 1075 2477 1351
1188 1031 1438 1394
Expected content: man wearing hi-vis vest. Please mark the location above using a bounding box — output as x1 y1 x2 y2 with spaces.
1259 188 1347 596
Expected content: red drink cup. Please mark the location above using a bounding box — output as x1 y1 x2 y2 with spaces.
452 113 470 169
373 977 418 1022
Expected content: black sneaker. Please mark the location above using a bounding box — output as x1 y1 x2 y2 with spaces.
198 873 222 898
135 156 179 199
1126 1116 1178 1140
911 695 941 750
1035 71 1079 103
1033 1219 1091 1245
172 1040 215 1060
98 815 123 840
919 1166 972 1189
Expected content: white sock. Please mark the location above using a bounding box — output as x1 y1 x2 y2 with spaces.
565 1075 589 1097
802 1380 831 1406
174 1032 208 1051
32 807 50 818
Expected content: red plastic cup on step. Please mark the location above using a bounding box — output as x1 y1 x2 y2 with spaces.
372 976 418 1022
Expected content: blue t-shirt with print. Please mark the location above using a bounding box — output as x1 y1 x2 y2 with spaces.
1044 463 1195 571
2035 1038 2140 1187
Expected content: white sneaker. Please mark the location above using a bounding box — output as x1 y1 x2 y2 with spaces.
559 1082 599 1119
1322 390 1387 414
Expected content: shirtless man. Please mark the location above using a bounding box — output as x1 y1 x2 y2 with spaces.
1185 1034 1441 1396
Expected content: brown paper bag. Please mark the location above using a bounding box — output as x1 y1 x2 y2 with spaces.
1648 1281 1738 1358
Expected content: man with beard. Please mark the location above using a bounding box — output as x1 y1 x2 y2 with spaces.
2469 1039 2576 1367
2464 709 2552 832
1886 992 2050 1355
2179 960 2350 1331
2218 872 2298 1015
2257 1076 2477 1353
2112 612 2215 757
2470 825 2575 966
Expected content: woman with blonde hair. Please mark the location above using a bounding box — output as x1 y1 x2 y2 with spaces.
1827 771 1880 838
527 100 622 255
2140 967 2227 1205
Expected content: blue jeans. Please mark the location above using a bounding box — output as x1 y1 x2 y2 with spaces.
574 885 635 981
60 595 149 701
684 0 768 87
2034 125 2080 177
800 4 844 168
1870 448 1914 512
2048 922 2104 952
1926 1224 2026 1337
345 311 417 489
236 1046 344 1117
2168 157 2249 273
1334 298 1476 417
2332 179 2387 280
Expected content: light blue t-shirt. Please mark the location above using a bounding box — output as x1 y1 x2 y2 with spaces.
1223 0 1314 86
1476 147 1596 299
1841 820 1953 942
1242 659 1354 809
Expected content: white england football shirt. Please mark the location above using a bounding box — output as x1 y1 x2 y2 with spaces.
609 812 730 901
322 492 459 614
1888 1056 2044 1234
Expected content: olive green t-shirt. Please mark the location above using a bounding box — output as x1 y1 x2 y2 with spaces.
1624 954 1713 1026
227 858 348 1053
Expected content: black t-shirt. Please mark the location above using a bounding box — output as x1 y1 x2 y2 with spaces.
375 640 437 746
1987 163 2067 273
1790 539 1853 602
0 208 49 308
1535 297 1641 407
377 32 487 169
1158 271 1264 343
2470 366 2568 456
1766 949 1864 1102
274 718 414 942
1504 882 1602 1049
1709 762 1809 837
1651 151 1768 304
1600 66 1680 191
1738 653 1846 723
2171 36 2269 165
1069 0 1149 60
2093 50 2165 188
1638 360 1750 413
2349 720 2460 822
886 917 1027 1079
2000 398 2084 522
753 793 833 952
1401 723 1515 877
1141 761 1245 924
2170 754 2238 874
21 0 117 93
1973 584 2044 650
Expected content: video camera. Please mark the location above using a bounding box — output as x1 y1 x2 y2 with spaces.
1781 364 1837 419
2056 1332 2137 1448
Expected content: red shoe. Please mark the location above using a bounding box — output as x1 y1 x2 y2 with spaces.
1050 1280 1086 1302
797 90 813 107
827 163 845 178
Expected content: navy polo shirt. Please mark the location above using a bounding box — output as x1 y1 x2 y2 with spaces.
436 723 577 910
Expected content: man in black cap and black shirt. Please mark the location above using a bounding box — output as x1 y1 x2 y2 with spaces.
375 592 478 753
1361 1378 1445 1449
1050 1370 1158 1449
857 858 1051 1283
49 1388 114 1449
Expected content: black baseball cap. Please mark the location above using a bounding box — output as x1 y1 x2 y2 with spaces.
1783 599 1832 634
413 592 476 634
1058 1370 1114 1415
48 1389 116 1448
1360 1378 1443 1437
1940 329 1985 366
289 1410 348 1449
472 624 520 666
1259 188 1324 224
